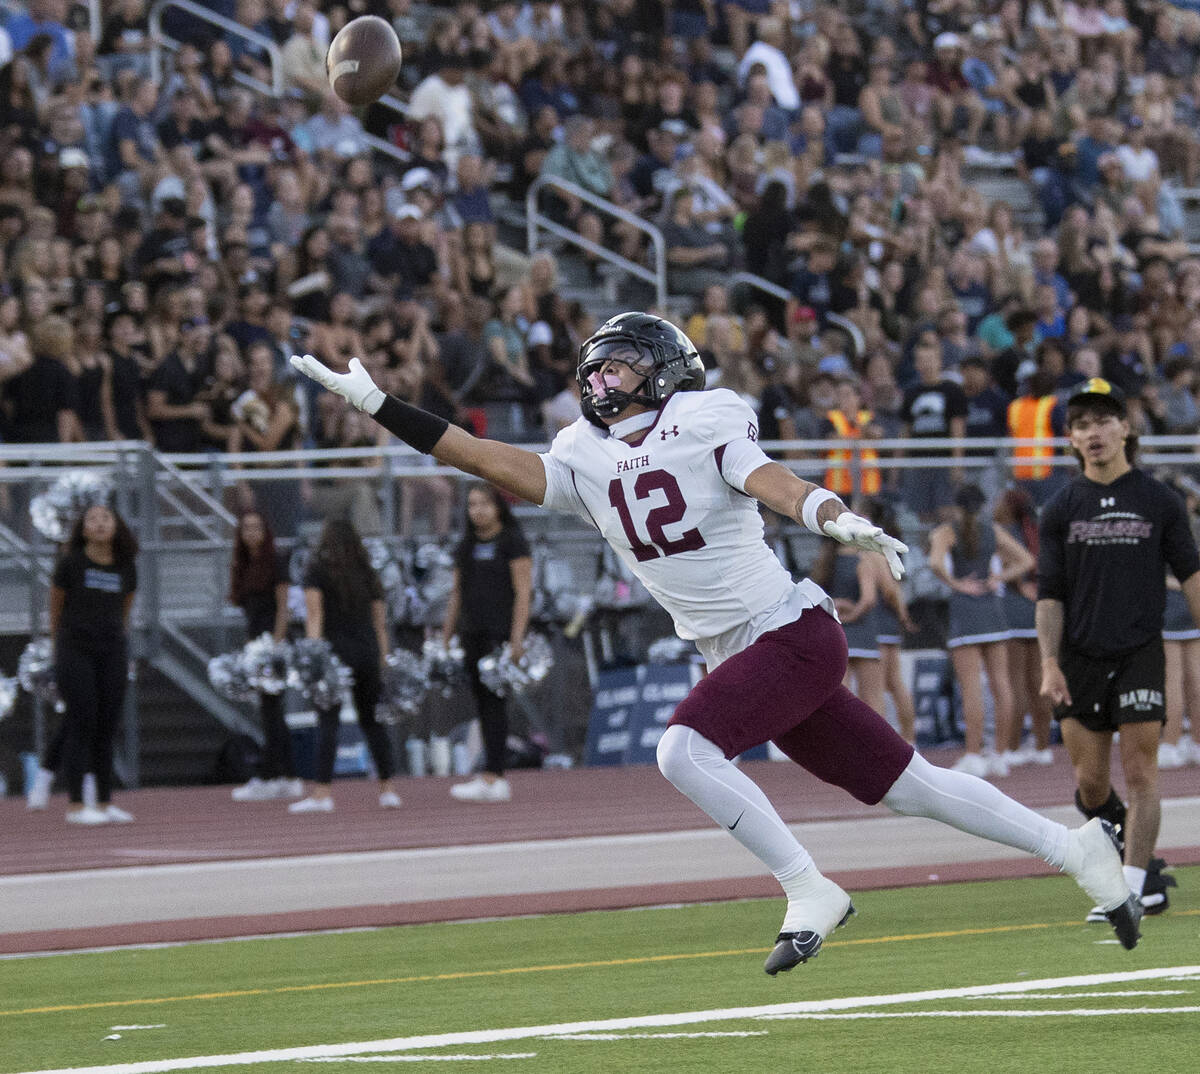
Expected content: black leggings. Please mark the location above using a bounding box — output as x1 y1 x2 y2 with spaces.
55 639 127 805
462 631 509 777
257 691 297 779
315 658 392 784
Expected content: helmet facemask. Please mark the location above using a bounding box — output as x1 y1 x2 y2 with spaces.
578 338 659 426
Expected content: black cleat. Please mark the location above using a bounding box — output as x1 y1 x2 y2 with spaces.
763 903 855 975
1141 860 1177 916
1105 893 1143 950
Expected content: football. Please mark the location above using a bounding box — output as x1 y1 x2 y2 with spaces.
326 15 403 107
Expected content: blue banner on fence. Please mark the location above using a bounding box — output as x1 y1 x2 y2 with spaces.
584 664 698 766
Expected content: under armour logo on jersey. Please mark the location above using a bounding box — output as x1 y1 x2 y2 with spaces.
660 425 680 440
1100 497 1115 508
747 422 758 442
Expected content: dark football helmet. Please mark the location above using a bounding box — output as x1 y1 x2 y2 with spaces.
577 312 706 428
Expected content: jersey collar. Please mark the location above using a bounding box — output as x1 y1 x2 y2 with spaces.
607 409 660 441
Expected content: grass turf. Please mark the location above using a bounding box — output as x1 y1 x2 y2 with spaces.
2 867 1197 1074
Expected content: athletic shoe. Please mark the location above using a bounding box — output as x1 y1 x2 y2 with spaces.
288 796 334 813
1063 818 1142 949
986 752 1010 778
1029 747 1054 765
1157 742 1186 769
232 777 277 801
950 752 989 778
1180 737 1200 764
277 778 305 798
26 767 53 811
1001 748 1030 769
1141 860 1176 916
104 804 134 823
450 776 512 802
378 790 403 809
65 806 110 826
764 870 855 976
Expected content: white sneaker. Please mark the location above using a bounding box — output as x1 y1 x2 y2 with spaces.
986 752 1010 778
104 804 134 823
450 776 512 802
1063 818 1135 913
66 806 110 825
765 868 855 975
277 778 305 798
950 752 990 778
1001 748 1029 769
1158 742 1185 769
288 795 334 813
378 790 402 808
232 777 277 801
26 767 53 811
1030 747 1054 765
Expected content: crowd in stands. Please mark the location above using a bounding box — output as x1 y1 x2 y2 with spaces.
2 0 1200 536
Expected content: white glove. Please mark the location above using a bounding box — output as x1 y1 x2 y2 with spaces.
823 511 909 581
289 354 385 415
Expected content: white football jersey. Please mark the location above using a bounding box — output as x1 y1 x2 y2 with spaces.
540 389 829 643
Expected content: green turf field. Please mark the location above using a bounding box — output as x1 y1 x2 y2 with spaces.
3 867 1198 1074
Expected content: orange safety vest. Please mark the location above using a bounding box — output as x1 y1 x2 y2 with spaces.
824 409 881 495
1007 395 1056 479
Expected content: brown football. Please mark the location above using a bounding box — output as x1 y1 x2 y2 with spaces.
326 16 402 107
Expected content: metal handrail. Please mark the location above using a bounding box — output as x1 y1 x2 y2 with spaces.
729 271 868 359
526 174 668 308
149 0 285 98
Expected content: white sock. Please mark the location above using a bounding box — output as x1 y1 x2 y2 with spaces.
1123 866 1146 897
882 752 1070 867
656 725 814 879
82 773 98 809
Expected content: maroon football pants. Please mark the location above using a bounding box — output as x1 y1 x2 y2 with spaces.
669 607 914 805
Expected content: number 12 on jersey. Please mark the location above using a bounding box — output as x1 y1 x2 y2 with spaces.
607 470 706 562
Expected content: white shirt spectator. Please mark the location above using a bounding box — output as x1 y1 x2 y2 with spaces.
736 40 800 112
408 73 480 168
1116 143 1159 183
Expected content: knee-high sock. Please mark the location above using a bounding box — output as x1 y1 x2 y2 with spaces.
657 724 813 880
882 752 1069 867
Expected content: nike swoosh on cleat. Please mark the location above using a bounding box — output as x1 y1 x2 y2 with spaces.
727 811 744 831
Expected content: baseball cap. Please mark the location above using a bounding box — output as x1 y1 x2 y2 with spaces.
1067 377 1126 415
658 118 690 139
527 321 553 347
400 167 438 193
934 32 962 49
59 147 90 169
393 203 423 221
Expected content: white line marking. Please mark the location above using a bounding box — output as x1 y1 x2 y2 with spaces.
11 966 1200 1074
549 1032 768 1040
298 1055 537 1064
966 991 1189 999
760 1008 1200 1019
109 1027 167 1032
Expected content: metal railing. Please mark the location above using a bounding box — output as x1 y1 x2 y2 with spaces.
149 0 285 98
527 175 668 308
730 271 867 360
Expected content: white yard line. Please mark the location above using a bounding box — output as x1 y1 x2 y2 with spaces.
11 966 1200 1074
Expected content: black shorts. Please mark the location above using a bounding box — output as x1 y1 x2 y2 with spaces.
1055 638 1166 733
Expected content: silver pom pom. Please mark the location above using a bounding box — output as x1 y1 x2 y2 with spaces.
207 652 256 703
380 647 430 723
18 637 59 709
648 636 693 664
288 638 354 710
477 632 554 698
422 636 466 697
29 470 115 542
0 675 18 721
241 634 292 695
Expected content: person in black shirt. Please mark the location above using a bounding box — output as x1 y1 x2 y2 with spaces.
228 510 301 802
145 316 211 452
293 519 400 812
441 484 533 803
51 503 138 825
898 329 967 521
1038 378 1200 919
4 314 83 443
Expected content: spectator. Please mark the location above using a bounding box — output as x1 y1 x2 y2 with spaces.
366 204 439 300
662 187 732 298
145 315 211 452
111 74 163 206
280 1 328 100
4 314 81 443
408 51 478 174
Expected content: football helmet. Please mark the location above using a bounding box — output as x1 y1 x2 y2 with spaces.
577 312 705 428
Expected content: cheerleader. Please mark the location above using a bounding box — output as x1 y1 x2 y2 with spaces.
813 540 885 717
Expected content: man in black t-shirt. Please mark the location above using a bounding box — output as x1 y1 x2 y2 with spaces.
898 328 967 520
145 317 211 452
1038 378 1200 922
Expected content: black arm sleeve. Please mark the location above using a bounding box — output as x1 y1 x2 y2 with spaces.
1162 487 1200 583
373 395 450 454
